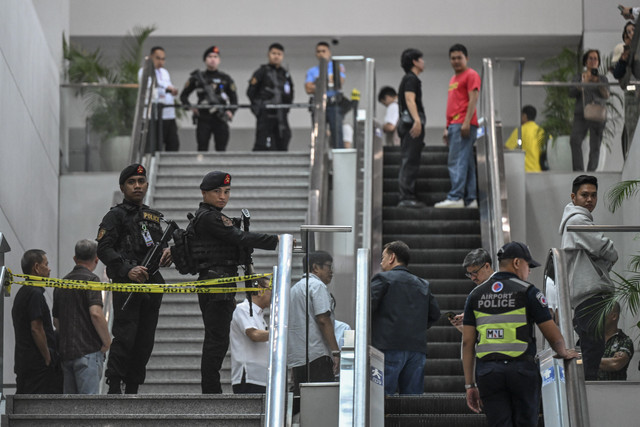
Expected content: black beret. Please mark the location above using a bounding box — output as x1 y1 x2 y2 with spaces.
200 171 231 191
119 164 146 185
203 45 220 61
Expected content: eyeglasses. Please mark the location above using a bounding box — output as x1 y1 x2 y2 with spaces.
465 264 485 278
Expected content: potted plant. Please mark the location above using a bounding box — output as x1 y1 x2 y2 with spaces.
540 47 579 171
63 25 156 170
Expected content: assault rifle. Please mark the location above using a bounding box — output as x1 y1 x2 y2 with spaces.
241 209 256 316
192 70 229 121
122 219 178 311
266 68 288 140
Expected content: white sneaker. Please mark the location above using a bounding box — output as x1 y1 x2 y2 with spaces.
434 198 464 208
466 200 478 209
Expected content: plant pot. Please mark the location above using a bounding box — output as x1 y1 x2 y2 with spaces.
99 135 131 171
547 135 573 171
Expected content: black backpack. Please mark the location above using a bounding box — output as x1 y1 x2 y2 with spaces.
171 213 199 275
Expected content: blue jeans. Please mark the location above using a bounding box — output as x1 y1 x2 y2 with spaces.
383 350 426 395
326 104 344 148
62 351 104 394
446 124 477 203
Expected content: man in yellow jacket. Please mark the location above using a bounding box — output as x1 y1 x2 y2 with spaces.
505 105 545 172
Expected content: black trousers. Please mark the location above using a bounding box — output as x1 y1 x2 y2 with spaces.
105 291 163 386
398 127 425 201
196 114 229 151
574 294 607 380
161 119 180 151
476 359 541 427
253 112 291 151
16 364 63 394
569 114 605 171
198 294 235 393
291 356 335 414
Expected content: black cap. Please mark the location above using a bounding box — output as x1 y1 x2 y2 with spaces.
200 171 231 191
497 242 541 268
203 45 220 61
119 164 146 185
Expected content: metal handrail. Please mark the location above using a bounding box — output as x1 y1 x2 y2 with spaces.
307 58 329 226
129 56 156 164
478 58 511 257
545 249 590 427
353 248 371 426
265 234 294 427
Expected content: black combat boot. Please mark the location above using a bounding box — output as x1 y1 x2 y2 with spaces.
125 383 139 394
107 377 123 394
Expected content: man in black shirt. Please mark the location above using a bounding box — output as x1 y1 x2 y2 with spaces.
191 171 280 393
397 48 426 208
12 249 63 394
180 46 238 151
96 163 172 394
247 43 294 151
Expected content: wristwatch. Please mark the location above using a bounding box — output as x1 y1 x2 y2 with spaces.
465 383 477 390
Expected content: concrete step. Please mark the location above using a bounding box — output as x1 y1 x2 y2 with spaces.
145 365 223 382
155 176 310 187
157 150 309 165
138 379 227 394
5 414 261 427
154 186 308 199
157 165 310 176
153 198 308 210
158 207 307 220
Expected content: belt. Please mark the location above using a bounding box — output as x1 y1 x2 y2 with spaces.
478 354 536 364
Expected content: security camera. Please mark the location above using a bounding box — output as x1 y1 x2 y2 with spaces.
331 38 340 46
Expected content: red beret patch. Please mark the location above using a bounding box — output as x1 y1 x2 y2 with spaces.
137 165 144 174
224 174 231 184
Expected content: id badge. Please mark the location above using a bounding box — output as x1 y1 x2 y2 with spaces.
141 224 154 247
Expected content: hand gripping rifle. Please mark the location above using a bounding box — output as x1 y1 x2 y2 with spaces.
122 219 178 311
193 70 229 122
241 209 256 316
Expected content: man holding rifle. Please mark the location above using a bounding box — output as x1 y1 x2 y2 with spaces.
180 45 238 152
96 163 173 394
247 43 294 151
190 171 279 393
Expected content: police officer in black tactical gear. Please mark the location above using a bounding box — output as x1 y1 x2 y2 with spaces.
192 171 279 394
247 43 294 151
180 45 238 152
96 164 172 394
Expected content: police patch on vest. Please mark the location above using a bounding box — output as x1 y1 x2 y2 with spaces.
536 292 548 307
143 212 161 223
221 215 233 227
492 282 504 293
486 329 504 339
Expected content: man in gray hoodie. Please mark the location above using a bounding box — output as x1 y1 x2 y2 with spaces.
559 175 618 380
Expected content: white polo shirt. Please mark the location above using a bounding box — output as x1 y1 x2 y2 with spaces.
230 300 269 387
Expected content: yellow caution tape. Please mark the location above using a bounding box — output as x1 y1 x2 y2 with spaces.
5 269 272 295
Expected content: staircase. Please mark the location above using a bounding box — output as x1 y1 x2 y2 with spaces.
143 151 309 394
5 394 263 426
381 146 486 426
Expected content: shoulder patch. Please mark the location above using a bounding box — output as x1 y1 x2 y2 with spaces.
536 292 548 307
230 82 237 92
97 228 106 241
250 77 258 85
221 214 234 227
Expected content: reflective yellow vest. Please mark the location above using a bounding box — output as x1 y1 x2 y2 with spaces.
470 277 534 360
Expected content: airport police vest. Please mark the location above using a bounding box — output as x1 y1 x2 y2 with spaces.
469 277 534 360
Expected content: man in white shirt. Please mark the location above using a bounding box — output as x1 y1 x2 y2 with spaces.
229 277 271 393
138 46 180 151
378 86 400 146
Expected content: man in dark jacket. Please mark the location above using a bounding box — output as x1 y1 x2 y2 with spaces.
371 240 440 395
247 43 294 151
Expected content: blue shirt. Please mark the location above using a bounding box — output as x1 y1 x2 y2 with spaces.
306 62 346 97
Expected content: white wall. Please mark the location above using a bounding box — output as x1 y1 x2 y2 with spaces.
0 0 69 386
69 0 583 37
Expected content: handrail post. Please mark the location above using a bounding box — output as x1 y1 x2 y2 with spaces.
0 232 12 413
550 248 590 427
353 248 371 426
265 234 293 427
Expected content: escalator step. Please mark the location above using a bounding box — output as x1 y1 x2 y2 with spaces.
385 394 469 414
383 234 481 249
384 220 480 235
383 207 479 221
385 414 488 427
